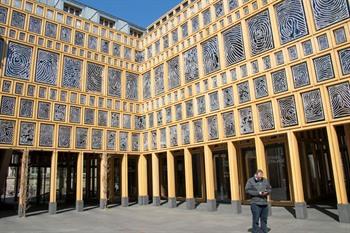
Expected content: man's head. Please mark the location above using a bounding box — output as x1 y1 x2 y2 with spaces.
255 169 264 179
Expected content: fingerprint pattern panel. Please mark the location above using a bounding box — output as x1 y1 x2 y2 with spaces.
257 102 275 131
223 24 245 65
202 37 220 74
87 63 103 92
58 126 71 148
272 69 288 93
239 107 254 134
254 76 268 99
339 47 350 75
328 82 350 118
181 123 190 144
238 81 251 103
292 62 310 88
311 0 350 30
0 96 15 116
35 50 58 85
76 128 88 149
0 120 15 144
107 131 116 150
184 47 199 82
120 132 128 151
194 120 203 142
62 57 82 89
108 68 122 97
168 56 180 89
222 111 235 137
170 126 178 146
143 71 151 99
247 10 274 56
207 115 219 140
223 87 234 107
19 122 35 146
92 129 102 149
39 124 54 147
132 134 140 151
19 99 33 118
154 65 165 95
313 54 334 82
125 72 138 100
275 0 308 44
301 89 325 123
5 42 32 80
278 96 298 127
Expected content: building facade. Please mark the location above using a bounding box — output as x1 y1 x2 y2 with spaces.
0 0 350 223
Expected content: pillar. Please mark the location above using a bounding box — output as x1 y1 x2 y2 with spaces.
167 150 176 208
327 125 350 223
138 154 148 205
204 145 216 211
18 150 29 217
184 148 195 209
49 151 58 214
227 142 242 214
287 131 307 219
76 152 84 212
100 153 108 209
121 154 129 207
152 153 160 206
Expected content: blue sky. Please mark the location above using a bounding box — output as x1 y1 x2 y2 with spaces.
79 0 183 28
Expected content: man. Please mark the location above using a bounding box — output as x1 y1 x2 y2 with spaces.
245 169 272 233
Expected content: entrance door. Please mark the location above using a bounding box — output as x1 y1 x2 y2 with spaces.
108 157 121 205
159 154 168 199
175 155 185 199
192 153 205 201
240 147 257 201
128 157 138 203
214 152 231 203
83 154 100 206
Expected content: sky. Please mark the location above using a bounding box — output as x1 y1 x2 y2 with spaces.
78 0 183 28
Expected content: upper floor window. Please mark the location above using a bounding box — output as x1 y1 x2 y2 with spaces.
63 3 82 16
100 16 115 28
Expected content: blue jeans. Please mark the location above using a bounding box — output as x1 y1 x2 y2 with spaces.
251 203 268 233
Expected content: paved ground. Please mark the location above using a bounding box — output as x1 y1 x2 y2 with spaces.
1 203 350 233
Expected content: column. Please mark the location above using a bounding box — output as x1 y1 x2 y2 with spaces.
184 148 195 209
204 145 216 211
227 142 241 214
152 153 160 206
121 153 129 207
287 131 307 219
138 154 148 205
49 151 58 214
76 152 84 212
326 125 350 223
100 153 108 209
167 150 176 208
18 150 29 217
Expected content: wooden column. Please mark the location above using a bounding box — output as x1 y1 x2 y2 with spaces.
49 151 58 214
121 153 129 207
227 141 241 214
152 153 160 206
76 152 84 212
184 148 195 209
204 145 216 211
167 150 176 208
18 150 29 217
100 153 108 209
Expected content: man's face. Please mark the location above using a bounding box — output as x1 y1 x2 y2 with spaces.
256 171 263 179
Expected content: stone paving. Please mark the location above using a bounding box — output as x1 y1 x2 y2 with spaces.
0 203 350 233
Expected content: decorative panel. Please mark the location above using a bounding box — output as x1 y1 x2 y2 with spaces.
207 115 219 140
58 126 71 148
92 129 102 149
239 107 254 134
143 132 148 151
35 50 58 85
151 130 157 149
292 62 310 88
311 0 350 30
98 111 108 126
125 72 138 100
313 54 334 82
157 111 163 125
247 10 274 56
84 108 95 125
186 100 194 118
223 24 245 66
111 112 120 127
132 133 140 151
166 107 172 123
11 11 25 29
168 56 180 89
39 124 54 147
149 113 154 128
87 63 103 93
74 31 85 46
19 122 35 146
0 96 16 116
222 111 235 137
275 0 308 44
222 87 234 107
107 68 121 97
101 40 109 53
194 120 203 142
272 69 288 94
301 89 325 123
184 47 199 83
37 102 50 120
338 47 350 75
181 123 190 144
29 16 42 34
175 104 182 120
135 116 146 130
76 128 88 149
202 37 220 75
215 1 224 18
107 131 116 150
123 114 131 129
69 106 81 123
45 22 57 38
143 71 151 99
170 126 178 146
209 92 219 111
257 102 275 131
60 27 71 42
328 82 350 118
0 120 15 144
154 65 164 95
278 96 298 127
0 7 7 24
160 129 166 148
54 104 66 121
197 96 206 115
19 99 33 118
88 36 97 50
238 81 250 103
254 76 268 99
5 42 32 80
62 57 82 89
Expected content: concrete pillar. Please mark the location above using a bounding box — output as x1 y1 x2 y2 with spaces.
167 150 176 208
100 153 108 209
227 142 242 214
184 148 195 209
76 152 84 212
287 131 308 219
152 153 160 206
121 154 129 207
49 151 58 214
138 154 148 205
204 145 216 211
326 125 350 223
18 150 29 217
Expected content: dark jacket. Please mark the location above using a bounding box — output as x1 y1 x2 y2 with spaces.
245 176 271 205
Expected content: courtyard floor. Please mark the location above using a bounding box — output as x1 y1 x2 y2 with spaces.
0 203 350 233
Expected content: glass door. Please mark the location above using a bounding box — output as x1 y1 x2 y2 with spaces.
214 152 231 203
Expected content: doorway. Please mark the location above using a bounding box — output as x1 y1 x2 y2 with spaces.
83 153 100 207
174 154 186 200
107 156 122 206
192 152 206 201
128 156 139 204
213 151 231 203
